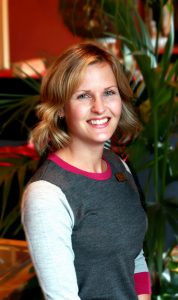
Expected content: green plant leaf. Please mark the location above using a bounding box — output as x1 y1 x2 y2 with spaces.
0 95 39 134
168 149 178 179
0 206 21 237
160 3 174 79
166 60 178 82
134 9 156 67
0 176 13 222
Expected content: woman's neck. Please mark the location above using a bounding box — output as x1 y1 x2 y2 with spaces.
55 143 106 173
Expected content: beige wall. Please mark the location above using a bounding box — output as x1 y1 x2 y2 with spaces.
0 0 10 68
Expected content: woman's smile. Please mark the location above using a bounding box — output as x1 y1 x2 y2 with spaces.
87 117 110 126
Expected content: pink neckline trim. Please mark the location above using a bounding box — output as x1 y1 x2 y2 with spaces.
48 153 112 180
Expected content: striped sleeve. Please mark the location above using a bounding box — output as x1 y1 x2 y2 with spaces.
134 250 152 295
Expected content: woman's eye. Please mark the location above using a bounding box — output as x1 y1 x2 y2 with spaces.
77 93 91 100
104 90 116 96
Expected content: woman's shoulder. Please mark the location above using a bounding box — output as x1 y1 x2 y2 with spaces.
29 158 56 182
103 149 131 173
21 180 74 225
21 180 65 209
103 148 121 161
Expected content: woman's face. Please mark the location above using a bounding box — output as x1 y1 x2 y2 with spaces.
63 62 122 147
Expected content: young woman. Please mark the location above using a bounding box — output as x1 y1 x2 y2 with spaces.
21 42 151 300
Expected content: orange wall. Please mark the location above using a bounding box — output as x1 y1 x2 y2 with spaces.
9 0 82 63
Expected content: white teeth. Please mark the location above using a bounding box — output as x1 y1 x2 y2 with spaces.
90 118 108 125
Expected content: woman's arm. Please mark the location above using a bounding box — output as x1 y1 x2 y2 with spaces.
21 180 81 300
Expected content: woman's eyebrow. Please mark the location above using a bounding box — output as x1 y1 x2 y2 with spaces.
74 86 118 94
104 86 118 90
74 89 91 94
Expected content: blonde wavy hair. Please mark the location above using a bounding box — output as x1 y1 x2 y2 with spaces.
31 41 141 154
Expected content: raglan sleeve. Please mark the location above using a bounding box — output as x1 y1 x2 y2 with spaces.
21 180 81 300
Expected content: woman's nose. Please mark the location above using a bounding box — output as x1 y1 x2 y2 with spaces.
91 97 105 114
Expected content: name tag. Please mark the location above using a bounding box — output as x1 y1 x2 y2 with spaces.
115 172 127 182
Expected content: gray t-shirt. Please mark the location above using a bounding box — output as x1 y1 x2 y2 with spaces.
21 149 149 300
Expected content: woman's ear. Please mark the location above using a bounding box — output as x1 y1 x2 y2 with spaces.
59 108 65 119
